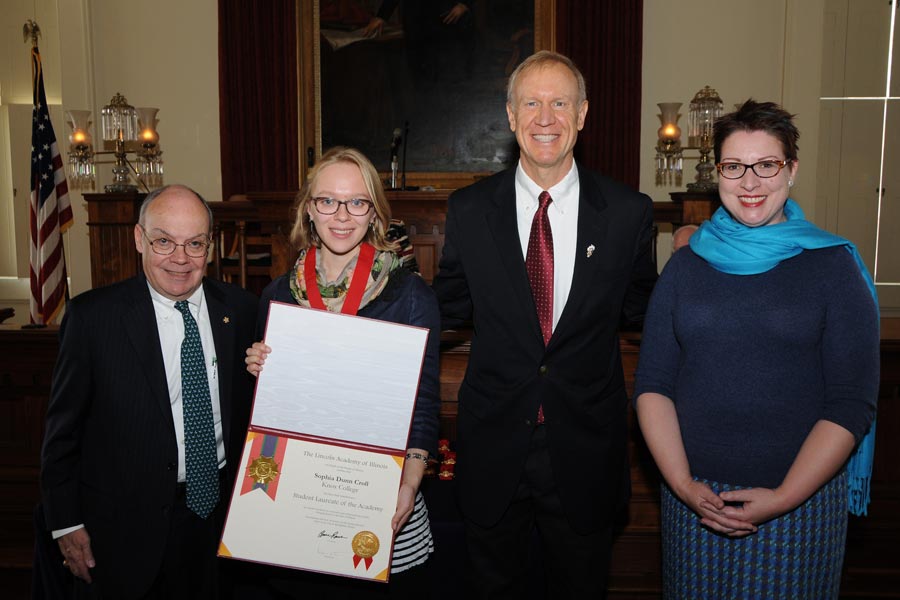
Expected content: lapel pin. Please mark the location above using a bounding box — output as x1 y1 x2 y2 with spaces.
586 244 595 258
222 316 230 324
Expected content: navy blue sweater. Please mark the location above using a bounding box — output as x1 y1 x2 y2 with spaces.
634 246 879 489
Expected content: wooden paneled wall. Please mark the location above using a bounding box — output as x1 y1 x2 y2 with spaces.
0 326 58 596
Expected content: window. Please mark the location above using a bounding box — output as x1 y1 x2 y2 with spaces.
818 0 899 310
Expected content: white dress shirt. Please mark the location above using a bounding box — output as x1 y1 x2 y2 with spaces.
149 283 226 482
515 161 580 331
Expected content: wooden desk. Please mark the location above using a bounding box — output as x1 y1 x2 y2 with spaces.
83 189 700 293
208 189 713 290
83 192 295 292
0 325 59 579
668 190 721 226
83 192 144 289
210 190 453 286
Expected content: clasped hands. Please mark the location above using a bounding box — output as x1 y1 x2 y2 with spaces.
675 479 790 537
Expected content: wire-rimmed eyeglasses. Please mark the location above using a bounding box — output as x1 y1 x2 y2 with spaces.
139 225 211 258
312 197 374 216
716 160 790 180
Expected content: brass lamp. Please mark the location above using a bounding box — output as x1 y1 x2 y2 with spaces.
655 102 683 186
655 86 724 191
65 110 95 190
65 92 164 192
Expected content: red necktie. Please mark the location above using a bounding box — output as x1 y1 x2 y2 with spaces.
526 191 553 424
526 191 554 346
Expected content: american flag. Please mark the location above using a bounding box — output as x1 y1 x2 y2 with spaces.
29 46 73 325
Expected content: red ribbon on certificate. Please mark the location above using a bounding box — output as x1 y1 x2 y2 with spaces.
241 433 287 500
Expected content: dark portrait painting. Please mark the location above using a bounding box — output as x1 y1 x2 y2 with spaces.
318 0 535 175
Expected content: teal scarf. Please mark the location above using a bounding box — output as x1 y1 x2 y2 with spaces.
690 199 878 516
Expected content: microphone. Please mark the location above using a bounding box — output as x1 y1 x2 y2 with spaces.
390 128 402 189
401 121 409 191
391 128 403 155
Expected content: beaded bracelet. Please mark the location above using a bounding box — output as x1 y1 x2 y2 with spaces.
405 451 429 463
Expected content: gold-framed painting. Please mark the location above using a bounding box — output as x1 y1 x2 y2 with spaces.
299 0 556 189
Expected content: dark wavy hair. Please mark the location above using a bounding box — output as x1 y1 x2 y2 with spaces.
713 99 800 164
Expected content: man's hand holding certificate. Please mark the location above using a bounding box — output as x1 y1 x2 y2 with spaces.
219 302 429 582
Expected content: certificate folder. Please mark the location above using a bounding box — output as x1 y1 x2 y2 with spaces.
219 301 429 582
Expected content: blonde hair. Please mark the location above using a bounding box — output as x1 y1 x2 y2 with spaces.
290 147 397 252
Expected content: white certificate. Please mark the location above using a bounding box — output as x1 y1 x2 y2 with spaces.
221 434 402 581
250 302 429 450
219 301 429 581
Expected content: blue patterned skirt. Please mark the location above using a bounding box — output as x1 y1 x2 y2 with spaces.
661 471 848 600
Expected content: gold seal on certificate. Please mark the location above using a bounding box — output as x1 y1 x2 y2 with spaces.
247 455 280 485
351 530 380 569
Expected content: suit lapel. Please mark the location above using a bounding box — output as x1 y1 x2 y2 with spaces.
485 171 545 343
122 277 174 429
553 165 610 339
203 280 235 451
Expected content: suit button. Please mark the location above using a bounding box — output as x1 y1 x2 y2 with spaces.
524 419 533 426
167 462 176 471
539 365 548 375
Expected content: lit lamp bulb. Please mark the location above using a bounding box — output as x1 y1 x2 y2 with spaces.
65 110 94 148
658 123 681 143
136 107 160 146
656 102 683 148
655 102 683 186
70 128 92 147
139 127 159 145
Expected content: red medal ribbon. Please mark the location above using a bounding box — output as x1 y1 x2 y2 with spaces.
240 433 288 500
304 242 376 316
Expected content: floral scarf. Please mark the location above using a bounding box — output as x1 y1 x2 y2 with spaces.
289 246 401 314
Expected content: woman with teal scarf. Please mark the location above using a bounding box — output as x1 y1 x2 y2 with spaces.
634 100 879 599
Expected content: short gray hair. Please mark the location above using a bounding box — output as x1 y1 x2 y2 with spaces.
506 50 587 106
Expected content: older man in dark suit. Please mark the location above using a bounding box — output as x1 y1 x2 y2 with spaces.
432 51 657 598
41 185 258 599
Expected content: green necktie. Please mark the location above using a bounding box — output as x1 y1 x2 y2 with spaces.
174 300 219 518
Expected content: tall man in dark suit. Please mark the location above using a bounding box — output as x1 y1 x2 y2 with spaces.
41 185 258 599
432 51 658 598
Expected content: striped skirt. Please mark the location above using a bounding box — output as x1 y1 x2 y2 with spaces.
661 471 848 600
390 490 434 574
